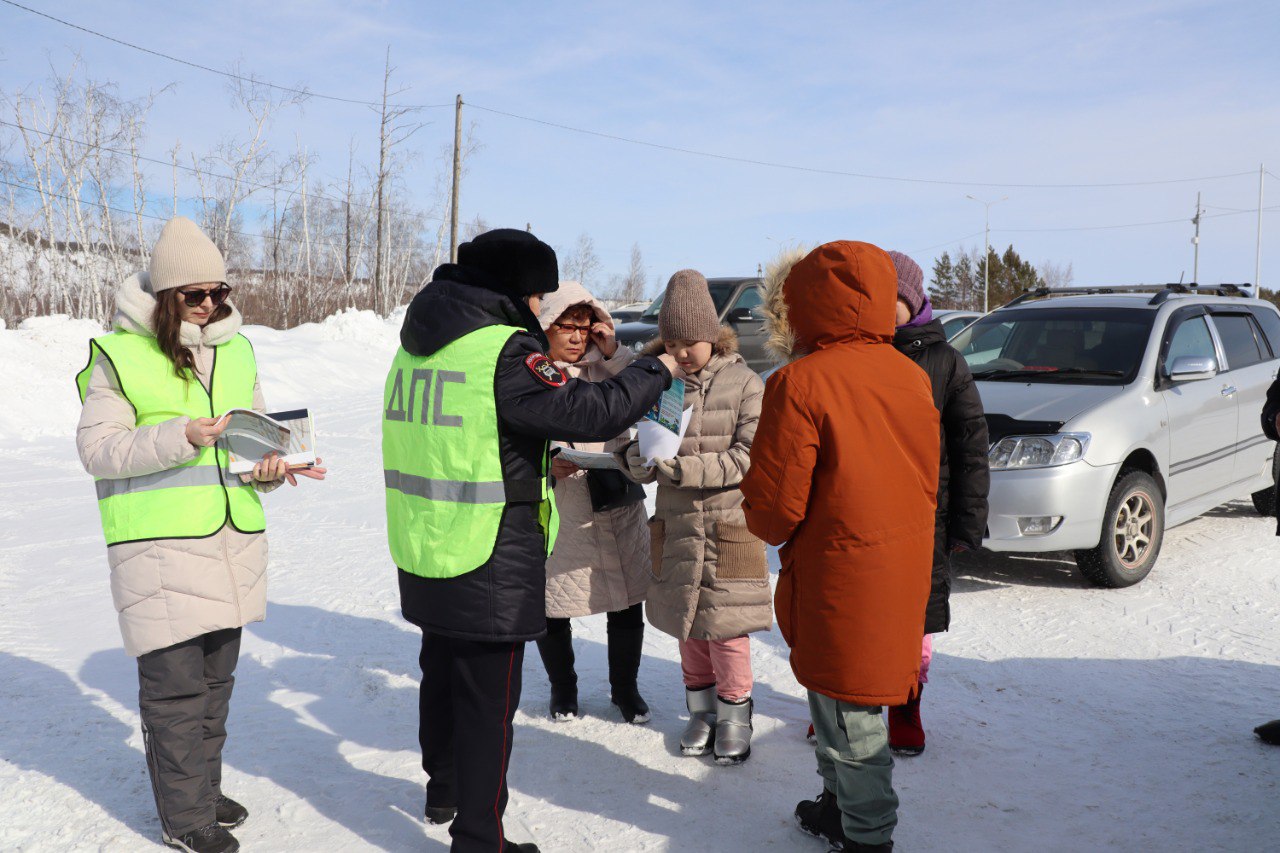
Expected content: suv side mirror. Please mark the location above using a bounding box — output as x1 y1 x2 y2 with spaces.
726 306 757 323
1167 355 1217 382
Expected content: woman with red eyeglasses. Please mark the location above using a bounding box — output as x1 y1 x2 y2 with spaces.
534 281 655 725
75 217 324 853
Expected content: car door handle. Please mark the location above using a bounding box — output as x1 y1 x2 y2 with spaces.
1221 385 1237 396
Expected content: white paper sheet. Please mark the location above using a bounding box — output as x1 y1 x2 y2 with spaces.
636 407 692 466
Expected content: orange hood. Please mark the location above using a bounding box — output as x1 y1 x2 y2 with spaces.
762 240 898 362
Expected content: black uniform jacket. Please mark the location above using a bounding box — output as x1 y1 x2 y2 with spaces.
894 319 990 634
395 265 670 642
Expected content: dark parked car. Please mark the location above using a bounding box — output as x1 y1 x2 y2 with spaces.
608 301 651 324
615 276 771 372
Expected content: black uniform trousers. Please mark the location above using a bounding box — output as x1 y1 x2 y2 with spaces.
137 627 241 837
418 630 525 852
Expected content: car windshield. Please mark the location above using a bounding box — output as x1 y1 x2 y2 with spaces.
950 307 1155 385
639 282 738 320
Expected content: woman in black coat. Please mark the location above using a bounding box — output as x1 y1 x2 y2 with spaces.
887 251 990 755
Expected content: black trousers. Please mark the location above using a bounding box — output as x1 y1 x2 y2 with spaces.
137 627 241 836
418 631 525 853
544 600 644 638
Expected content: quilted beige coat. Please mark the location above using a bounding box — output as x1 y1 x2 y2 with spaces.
624 328 772 641
539 282 651 618
76 272 276 657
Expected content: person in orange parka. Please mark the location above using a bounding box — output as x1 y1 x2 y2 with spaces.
741 241 939 853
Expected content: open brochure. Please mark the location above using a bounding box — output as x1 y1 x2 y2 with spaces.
636 406 691 467
552 446 624 471
218 408 317 475
643 378 685 434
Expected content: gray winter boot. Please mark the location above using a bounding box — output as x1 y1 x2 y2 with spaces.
680 686 717 755
713 696 753 765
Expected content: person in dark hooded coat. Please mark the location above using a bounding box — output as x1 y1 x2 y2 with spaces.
384 229 675 853
886 250 989 756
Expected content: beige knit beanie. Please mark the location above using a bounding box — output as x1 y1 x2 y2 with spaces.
658 269 720 343
148 216 227 292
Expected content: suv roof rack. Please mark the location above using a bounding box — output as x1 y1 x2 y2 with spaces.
1000 283 1253 309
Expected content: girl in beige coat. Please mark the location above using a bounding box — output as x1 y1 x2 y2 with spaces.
75 217 324 853
623 270 771 766
536 282 654 724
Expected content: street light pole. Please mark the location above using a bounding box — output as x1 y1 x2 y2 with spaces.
966 195 1008 313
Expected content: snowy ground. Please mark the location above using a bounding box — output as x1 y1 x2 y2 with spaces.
1 310 1278 852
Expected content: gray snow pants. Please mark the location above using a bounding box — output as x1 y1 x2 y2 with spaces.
808 690 899 847
137 627 241 837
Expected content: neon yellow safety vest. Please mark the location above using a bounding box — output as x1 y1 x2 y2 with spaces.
382 324 558 579
75 331 265 546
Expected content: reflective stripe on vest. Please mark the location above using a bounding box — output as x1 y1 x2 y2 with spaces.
382 324 558 579
75 331 265 546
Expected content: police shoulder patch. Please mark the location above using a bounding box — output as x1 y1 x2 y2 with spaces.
524 353 567 387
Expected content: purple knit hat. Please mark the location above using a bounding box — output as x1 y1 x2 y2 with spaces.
887 251 926 318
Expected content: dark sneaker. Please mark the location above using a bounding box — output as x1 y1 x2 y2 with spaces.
425 803 457 825
795 788 842 846
214 794 248 828
162 822 240 853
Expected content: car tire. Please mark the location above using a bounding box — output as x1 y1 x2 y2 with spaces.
1249 444 1280 516
1073 470 1164 588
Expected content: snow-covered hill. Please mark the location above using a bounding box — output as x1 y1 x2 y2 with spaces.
1 312 1277 851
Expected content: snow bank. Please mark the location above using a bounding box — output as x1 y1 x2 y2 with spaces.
0 314 107 440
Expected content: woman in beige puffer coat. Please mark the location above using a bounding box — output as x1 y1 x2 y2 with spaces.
535 281 654 725
75 217 323 853
622 269 771 766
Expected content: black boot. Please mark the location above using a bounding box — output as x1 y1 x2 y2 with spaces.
795 788 842 846
608 623 650 724
536 621 578 721
214 794 248 828
1256 719 1280 745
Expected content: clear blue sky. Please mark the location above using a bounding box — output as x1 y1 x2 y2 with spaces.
2 0 1279 294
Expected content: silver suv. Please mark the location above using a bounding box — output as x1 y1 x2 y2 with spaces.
950 285 1280 586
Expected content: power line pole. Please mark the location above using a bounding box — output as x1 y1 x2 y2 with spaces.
450 94 463 263
1191 191 1202 284
966 194 1008 312
1257 165 1266 293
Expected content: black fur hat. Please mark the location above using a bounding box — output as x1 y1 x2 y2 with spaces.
457 228 559 297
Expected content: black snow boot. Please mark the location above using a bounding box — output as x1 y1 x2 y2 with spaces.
830 838 893 852
795 788 843 847
503 842 541 852
607 624 651 724
214 794 248 828
424 803 457 825
162 822 239 853
1256 719 1280 745
536 623 579 721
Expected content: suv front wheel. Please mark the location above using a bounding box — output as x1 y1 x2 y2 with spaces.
1074 470 1164 587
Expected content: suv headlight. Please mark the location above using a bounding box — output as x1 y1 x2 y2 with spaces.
989 433 1090 470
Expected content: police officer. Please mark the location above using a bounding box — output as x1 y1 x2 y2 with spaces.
382 229 675 853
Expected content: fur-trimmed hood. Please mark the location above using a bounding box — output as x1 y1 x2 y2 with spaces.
761 241 897 363
640 324 740 359
113 271 243 346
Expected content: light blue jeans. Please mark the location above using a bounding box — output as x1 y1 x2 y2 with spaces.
808 690 898 846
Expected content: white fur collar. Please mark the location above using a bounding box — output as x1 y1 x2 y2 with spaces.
114 272 243 346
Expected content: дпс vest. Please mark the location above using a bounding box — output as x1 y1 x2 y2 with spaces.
383 323 559 578
75 330 264 546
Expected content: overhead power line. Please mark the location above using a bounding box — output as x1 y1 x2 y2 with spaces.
0 117 385 215
466 103 1256 190
3 0 1263 191
0 0 453 110
998 208 1271 234
0 176 426 252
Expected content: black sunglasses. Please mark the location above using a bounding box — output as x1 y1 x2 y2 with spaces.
177 285 232 308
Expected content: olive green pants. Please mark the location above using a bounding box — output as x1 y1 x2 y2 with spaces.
808 690 898 847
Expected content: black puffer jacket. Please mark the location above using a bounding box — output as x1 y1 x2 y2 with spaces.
395 265 670 642
894 319 990 633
